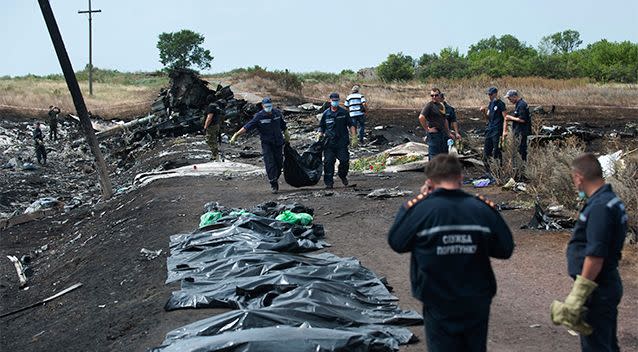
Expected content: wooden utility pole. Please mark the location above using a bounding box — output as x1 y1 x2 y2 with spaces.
38 0 113 199
78 0 101 96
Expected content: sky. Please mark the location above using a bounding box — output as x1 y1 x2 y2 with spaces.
1 0 637 77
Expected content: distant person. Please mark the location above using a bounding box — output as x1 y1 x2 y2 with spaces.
440 93 461 141
48 105 60 141
230 97 290 194
318 92 352 189
33 122 47 165
479 86 507 164
551 153 626 352
503 90 531 161
344 85 368 146
203 95 224 161
418 87 454 160
388 154 514 352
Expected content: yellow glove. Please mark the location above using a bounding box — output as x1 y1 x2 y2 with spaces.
284 129 290 143
350 135 358 148
229 133 239 145
550 275 598 336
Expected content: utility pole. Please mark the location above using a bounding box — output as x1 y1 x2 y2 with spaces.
38 0 113 199
78 0 101 96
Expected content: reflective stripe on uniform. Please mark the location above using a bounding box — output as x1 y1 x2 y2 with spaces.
417 225 492 237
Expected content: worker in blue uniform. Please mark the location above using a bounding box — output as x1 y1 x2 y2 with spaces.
388 154 514 352
551 153 626 352
230 97 290 193
504 90 531 161
318 92 353 189
480 86 507 163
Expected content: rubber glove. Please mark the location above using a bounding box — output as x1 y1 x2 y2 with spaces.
350 135 358 148
229 132 239 145
550 275 598 335
284 129 290 143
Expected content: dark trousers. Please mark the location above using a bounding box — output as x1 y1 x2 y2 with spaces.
49 125 58 141
323 144 349 186
423 300 491 352
581 277 623 352
483 134 502 161
427 132 447 161
515 132 529 161
351 115 365 143
35 144 47 164
261 141 283 185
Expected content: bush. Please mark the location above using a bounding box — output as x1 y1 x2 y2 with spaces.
377 52 415 82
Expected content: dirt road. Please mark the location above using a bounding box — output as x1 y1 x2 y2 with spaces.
1 169 636 351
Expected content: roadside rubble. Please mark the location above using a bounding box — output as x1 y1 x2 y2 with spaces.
156 201 421 351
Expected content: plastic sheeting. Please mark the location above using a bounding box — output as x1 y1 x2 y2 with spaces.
155 202 422 351
283 142 324 187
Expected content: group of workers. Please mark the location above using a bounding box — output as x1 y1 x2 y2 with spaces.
206 85 626 352
31 105 61 165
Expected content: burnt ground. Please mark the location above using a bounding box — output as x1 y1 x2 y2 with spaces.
1 107 637 351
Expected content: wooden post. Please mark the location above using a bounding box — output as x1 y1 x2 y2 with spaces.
38 0 113 199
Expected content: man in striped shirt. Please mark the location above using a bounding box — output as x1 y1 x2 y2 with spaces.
344 85 368 146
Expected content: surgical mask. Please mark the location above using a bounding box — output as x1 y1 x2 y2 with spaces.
330 100 339 108
578 191 587 200
263 104 273 112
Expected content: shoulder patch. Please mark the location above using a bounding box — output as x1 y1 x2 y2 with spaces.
475 194 497 209
404 192 429 209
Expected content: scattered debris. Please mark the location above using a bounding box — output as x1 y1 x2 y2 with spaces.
7 255 28 288
472 178 492 188
366 187 413 199
140 248 163 261
598 150 623 178
24 197 62 214
0 282 83 318
133 161 265 187
522 202 576 230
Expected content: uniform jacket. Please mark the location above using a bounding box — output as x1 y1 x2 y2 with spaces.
388 188 514 306
319 107 352 148
244 108 286 145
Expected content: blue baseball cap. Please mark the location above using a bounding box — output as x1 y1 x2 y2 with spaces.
329 92 340 100
262 97 272 104
486 87 498 95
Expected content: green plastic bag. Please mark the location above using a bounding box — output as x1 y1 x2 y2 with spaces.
199 211 223 228
275 210 313 226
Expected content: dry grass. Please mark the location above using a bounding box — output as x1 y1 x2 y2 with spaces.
0 77 166 119
300 77 638 109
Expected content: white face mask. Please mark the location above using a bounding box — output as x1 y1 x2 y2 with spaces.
331 100 339 107
263 104 273 112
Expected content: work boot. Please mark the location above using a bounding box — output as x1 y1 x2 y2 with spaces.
325 184 334 190
340 176 349 187
270 182 279 194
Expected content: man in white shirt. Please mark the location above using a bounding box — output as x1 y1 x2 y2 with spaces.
344 85 368 146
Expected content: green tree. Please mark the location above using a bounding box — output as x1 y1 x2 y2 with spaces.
539 30 583 54
157 30 213 71
416 48 469 80
377 52 415 81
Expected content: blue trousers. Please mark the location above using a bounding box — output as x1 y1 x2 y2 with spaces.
427 132 447 160
483 134 502 161
581 276 623 352
323 144 349 186
423 300 491 352
261 141 283 185
351 115 365 143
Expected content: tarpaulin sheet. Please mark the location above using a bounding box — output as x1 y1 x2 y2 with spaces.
283 142 323 187
156 202 422 351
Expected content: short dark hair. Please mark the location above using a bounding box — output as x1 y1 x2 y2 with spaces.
571 153 603 181
425 154 462 183
430 87 441 94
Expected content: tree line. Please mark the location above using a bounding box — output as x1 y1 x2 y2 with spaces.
377 30 638 83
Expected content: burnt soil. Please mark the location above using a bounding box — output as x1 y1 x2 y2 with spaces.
1 108 637 352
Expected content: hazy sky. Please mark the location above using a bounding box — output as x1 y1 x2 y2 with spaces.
2 0 637 76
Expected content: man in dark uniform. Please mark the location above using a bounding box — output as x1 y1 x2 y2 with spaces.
33 122 47 165
418 88 454 160
203 95 223 161
388 154 514 352
230 97 290 193
48 105 60 141
504 90 531 161
440 93 461 141
319 92 353 189
480 87 507 162
551 153 626 352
